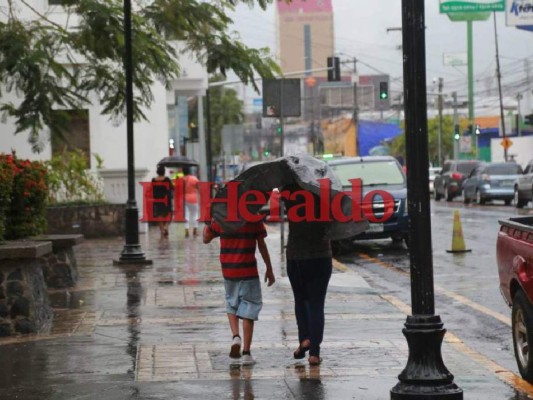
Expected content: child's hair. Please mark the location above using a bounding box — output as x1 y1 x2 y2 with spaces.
183 166 191 175
156 164 165 176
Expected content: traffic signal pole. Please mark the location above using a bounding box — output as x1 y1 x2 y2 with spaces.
453 92 459 159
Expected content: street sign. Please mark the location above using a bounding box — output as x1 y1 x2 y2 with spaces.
459 136 472 153
443 52 468 66
262 79 301 118
501 137 513 149
440 0 505 13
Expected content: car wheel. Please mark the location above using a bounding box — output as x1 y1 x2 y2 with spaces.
515 187 526 209
476 190 485 205
505 199 512 206
444 185 453 202
463 194 470 205
512 290 533 384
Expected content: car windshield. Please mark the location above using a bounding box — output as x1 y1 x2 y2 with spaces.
331 160 405 187
457 163 478 174
485 164 522 175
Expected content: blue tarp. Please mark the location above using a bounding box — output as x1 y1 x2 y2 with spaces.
358 120 402 156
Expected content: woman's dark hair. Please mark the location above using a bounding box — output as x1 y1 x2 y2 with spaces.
156 164 165 176
182 166 191 175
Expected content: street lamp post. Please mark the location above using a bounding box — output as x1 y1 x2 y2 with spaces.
390 1 462 398
114 0 151 265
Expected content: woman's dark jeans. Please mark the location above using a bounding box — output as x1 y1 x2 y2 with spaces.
287 257 332 357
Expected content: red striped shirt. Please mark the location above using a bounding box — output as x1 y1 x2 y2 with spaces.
211 221 267 280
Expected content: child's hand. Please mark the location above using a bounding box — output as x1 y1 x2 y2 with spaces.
264 269 275 287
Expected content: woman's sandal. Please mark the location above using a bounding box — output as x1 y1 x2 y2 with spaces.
308 356 322 366
293 341 311 359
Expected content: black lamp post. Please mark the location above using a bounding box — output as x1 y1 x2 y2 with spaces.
390 1 462 398
114 0 152 265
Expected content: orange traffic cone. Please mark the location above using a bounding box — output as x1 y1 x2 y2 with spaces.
446 210 471 253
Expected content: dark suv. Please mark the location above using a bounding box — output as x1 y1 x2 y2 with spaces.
327 156 409 247
434 160 480 201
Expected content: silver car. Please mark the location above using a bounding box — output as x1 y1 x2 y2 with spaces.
463 162 523 205
515 159 533 208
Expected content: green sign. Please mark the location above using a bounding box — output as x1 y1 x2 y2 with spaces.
440 0 505 13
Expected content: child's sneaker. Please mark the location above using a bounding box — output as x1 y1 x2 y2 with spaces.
241 352 256 365
229 335 241 358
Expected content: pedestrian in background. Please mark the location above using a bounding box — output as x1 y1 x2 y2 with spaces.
151 164 173 238
182 166 200 238
203 219 275 365
284 187 332 366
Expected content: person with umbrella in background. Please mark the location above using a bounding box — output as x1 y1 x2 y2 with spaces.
151 164 173 238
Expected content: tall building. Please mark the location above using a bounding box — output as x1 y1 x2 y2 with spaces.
276 0 334 78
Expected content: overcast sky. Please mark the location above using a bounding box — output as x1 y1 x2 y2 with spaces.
228 1 533 110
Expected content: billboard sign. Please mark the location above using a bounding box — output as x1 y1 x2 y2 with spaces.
506 1 533 26
440 0 505 13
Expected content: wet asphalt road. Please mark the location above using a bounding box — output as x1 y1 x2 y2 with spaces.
337 198 533 397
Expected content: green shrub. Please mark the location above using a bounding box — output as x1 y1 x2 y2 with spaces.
0 154 16 241
5 157 49 240
46 150 104 204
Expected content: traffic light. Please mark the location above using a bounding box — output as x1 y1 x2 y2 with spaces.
379 81 388 100
454 124 460 141
275 120 282 135
327 57 340 82
525 113 533 125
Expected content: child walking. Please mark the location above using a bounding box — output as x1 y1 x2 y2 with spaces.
203 219 275 365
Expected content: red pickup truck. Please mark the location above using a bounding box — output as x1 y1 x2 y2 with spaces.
497 216 533 383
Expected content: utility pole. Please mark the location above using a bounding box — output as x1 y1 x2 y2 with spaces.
452 91 459 159
517 93 523 137
438 78 443 166
493 12 507 162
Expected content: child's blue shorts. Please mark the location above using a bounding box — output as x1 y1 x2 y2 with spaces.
224 278 263 321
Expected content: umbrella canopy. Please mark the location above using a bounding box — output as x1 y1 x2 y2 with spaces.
157 155 199 167
211 154 368 240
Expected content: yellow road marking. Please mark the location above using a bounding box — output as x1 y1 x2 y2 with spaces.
357 253 511 326
381 293 533 396
332 258 349 272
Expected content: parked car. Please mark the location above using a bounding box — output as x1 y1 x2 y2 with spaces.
434 160 480 201
429 167 441 195
497 216 533 383
327 156 409 248
515 159 533 208
463 162 523 205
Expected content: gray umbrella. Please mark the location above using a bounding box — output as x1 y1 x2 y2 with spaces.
211 154 368 240
157 155 199 167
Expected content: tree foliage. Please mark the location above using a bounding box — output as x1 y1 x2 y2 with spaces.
0 0 281 152
390 116 470 167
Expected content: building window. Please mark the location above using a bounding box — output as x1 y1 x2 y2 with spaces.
51 109 91 167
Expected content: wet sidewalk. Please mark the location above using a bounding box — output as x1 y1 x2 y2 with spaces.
0 224 524 399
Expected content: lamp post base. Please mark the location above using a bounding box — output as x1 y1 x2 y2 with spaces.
114 204 152 265
390 315 463 399
113 244 153 265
